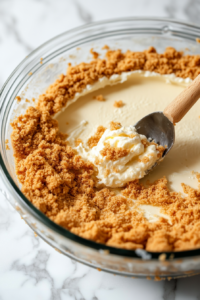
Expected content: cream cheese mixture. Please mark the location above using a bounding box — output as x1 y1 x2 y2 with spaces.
76 124 160 188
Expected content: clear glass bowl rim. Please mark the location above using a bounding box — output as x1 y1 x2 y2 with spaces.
1 16 200 260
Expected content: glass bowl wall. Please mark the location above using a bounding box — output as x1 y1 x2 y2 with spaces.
1 18 200 278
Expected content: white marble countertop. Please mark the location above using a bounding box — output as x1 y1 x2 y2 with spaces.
1 0 200 299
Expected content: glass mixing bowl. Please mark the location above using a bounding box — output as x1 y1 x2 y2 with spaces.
1 17 200 279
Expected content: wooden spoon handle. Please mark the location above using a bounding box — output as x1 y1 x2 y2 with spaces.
164 74 200 124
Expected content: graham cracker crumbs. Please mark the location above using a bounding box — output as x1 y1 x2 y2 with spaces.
141 139 150 148
25 99 30 103
75 138 83 146
36 46 200 116
95 158 100 165
167 277 172 281
5 139 10 150
97 268 102 271
159 253 166 261
120 175 200 251
90 48 99 59
138 156 150 164
32 98 35 102
110 121 122 131
55 248 61 253
102 45 110 50
196 38 200 43
100 142 130 161
147 141 165 159
76 47 81 50
10 47 200 252
34 232 38 237
87 126 106 148
15 96 21 103
29 72 33 76
146 276 152 280
69 55 76 59
155 144 166 159
154 276 162 281
40 58 43 64
113 100 124 108
104 168 110 178
93 94 105 101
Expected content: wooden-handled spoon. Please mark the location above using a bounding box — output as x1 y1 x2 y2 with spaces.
134 74 200 170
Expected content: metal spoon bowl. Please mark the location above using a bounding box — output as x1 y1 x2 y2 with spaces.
134 112 175 174
135 111 175 157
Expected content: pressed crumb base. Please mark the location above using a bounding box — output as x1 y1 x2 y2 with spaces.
11 47 200 251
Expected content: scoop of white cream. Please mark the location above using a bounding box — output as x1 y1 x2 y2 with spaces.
76 125 160 187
